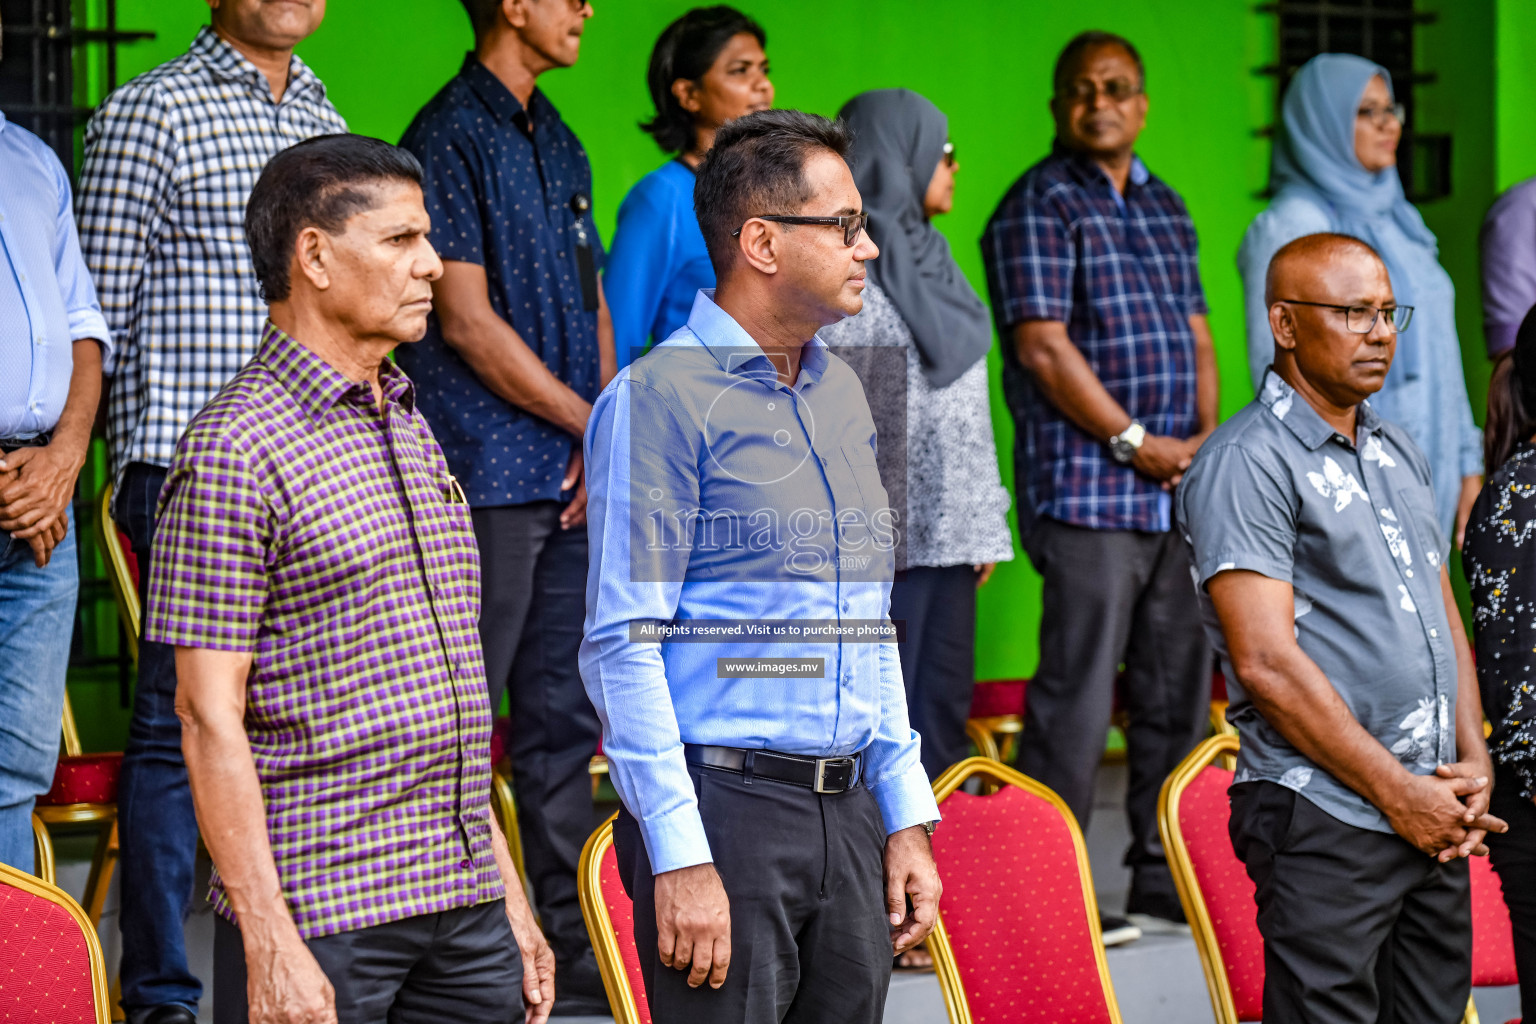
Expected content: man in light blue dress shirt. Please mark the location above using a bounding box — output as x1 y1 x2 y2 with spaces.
581 110 941 1024
0 107 111 872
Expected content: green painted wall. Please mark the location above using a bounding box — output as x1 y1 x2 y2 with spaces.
77 0 1503 687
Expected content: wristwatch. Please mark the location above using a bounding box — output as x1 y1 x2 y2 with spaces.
922 820 938 837
1108 420 1146 465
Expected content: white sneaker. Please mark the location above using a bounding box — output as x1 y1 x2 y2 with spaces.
1100 914 1143 948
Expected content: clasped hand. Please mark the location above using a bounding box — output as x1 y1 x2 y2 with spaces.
1385 761 1507 861
0 444 78 568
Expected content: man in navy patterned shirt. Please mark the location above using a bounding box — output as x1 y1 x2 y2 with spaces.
398 0 615 1012
980 30 1219 943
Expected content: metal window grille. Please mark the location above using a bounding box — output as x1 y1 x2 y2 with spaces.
1258 0 1451 202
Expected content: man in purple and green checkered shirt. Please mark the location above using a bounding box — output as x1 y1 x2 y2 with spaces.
979 31 1219 943
146 136 553 1024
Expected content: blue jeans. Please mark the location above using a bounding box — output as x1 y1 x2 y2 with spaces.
0 505 76 872
116 463 201 1016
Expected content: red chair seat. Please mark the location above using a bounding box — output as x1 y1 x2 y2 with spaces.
968 678 1027 719
38 754 122 807
1472 854 1519 988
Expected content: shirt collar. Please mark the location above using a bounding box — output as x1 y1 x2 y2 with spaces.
0 109 8 135
683 289 829 388
460 54 540 131
256 321 416 421
1051 143 1150 202
190 26 324 104
1258 367 1382 450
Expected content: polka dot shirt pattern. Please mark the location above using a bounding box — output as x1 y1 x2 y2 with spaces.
397 55 602 507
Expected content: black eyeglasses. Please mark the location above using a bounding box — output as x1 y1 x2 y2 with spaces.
732 212 869 247
942 141 957 167
1275 299 1415 334
1058 78 1143 104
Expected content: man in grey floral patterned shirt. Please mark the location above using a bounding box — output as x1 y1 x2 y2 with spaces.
1177 233 1504 1023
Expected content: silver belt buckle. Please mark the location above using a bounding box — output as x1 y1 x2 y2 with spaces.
813 756 855 794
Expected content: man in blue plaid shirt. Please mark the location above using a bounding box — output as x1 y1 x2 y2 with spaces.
981 30 1218 945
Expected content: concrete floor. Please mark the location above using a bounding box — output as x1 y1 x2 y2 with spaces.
53 762 1523 1023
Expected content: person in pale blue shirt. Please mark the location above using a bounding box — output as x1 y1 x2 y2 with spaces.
1238 54 1482 544
604 6 771 368
0 107 111 872
581 110 940 1024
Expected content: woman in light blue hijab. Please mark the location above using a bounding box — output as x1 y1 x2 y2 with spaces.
1239 53 1481 544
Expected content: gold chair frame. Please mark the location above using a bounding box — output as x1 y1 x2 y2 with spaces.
927 756 1124 1024
97 483 140 665
578 812 647 1024
0 859 112 1023
1158 733 1248 1024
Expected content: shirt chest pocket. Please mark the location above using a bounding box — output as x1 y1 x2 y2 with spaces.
1388 486 1448 578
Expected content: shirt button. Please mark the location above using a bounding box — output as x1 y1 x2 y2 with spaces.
17 272 25 283
1429 629 1439 638
460 858 471 869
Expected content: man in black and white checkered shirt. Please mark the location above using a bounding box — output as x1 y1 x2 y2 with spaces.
75 4 344 1021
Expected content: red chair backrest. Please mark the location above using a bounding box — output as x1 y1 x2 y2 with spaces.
597 838 652 1024
932 782 1115 1024
1176 764 1264 1021
0 872 104 1023
1471 853 1519 988
968 678 1027 719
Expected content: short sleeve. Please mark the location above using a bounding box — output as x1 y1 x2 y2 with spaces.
406 124 485 266
1177 200 1209 316
1480 184 1536 358
982 185 1075 331
144 430 273 651
1177 441 1297 588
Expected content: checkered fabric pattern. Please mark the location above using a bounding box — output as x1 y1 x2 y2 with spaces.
144 324 503 940
982 149 1206 533
75 27 347 489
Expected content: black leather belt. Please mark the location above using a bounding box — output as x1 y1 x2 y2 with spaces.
684 744 860 794
0 432 50 449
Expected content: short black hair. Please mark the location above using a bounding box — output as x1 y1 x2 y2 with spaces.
641 6 767 154
458 0 502 40
694 109 849 274
1053 30 1146 94
245 134 423 303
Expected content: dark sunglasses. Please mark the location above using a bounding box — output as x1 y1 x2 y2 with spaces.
732 211 869 247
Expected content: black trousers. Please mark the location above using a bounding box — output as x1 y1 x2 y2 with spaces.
1021 518 1210 897
1486 764 1536 1016
890 564 977 780
213 901 523 1024
614 766 892 1024
1230 782 1472 1023
472 501 600 967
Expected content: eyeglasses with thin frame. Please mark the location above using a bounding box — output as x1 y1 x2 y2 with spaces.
1274 299 1414 334
732 212 869 247
1058 78 1143 104
1357 102 1406 128
942 141 957 167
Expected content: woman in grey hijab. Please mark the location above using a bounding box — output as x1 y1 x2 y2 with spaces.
824 89 1013 794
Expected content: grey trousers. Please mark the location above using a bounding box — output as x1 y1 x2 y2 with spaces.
614 765 892 1024
213 900 523 1024
1231 782 1471 1023
1021 518 1210 898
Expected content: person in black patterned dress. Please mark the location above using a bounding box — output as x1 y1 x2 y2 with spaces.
1465 303 1536 1016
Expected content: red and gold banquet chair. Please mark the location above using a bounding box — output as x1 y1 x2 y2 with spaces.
577 813 651 1024
0 858 111 1023
1158 734 1261 1023
1161 733 1519 1024
29 487 135 926
927 756 1124 1024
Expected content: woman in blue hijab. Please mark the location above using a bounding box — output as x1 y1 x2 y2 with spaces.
1239 53 1481 545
